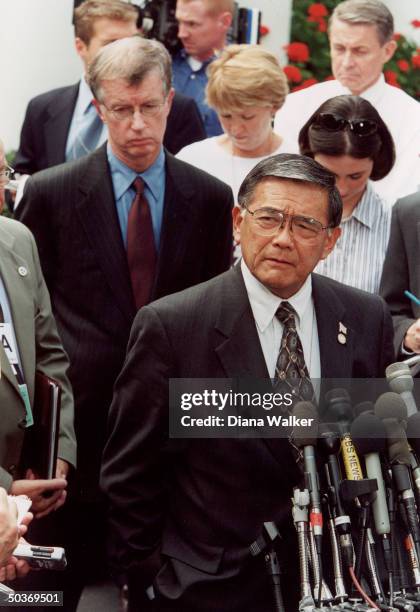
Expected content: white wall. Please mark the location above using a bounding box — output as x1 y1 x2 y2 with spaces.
1 0 419 153
0 0 81 152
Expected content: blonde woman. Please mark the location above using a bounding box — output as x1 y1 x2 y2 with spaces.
176 44 292 202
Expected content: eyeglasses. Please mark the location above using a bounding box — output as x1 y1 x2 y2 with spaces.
0 165 14 183
245 207 332 241
101 100 167 121
313 113 378 137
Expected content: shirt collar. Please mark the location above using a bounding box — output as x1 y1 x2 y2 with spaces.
79 76 95 115
240 259 313 333
178 46 217 67
337 74 385 104
106 144 165 201
345 181 384 229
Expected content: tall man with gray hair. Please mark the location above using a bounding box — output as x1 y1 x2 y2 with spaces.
16 35 233 609
101 153 394 611
275 0 420 205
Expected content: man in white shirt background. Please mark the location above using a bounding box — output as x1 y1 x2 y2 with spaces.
274 0 420 206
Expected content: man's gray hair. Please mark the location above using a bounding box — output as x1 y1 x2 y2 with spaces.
88 35 172 102
237 153 342 228
330 0 394 45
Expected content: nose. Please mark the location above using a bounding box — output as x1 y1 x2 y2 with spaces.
177 22 189 39
229 118 245 137
335 177 349 199
341 50 355 68
271 218 294 247
131 109 147 130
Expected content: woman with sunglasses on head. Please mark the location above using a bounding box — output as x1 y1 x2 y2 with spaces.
299 95 395 293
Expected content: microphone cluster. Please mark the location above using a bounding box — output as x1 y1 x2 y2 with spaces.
286 362 420 612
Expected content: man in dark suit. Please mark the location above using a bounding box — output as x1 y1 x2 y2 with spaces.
380 192 420 358
16 35 232 610
13 0 205 176
101 154 394 611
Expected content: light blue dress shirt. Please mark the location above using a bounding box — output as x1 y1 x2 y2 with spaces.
107 145 166 250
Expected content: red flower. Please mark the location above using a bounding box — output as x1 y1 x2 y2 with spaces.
384 70 400 87
308 3 328 18
285 42 310 63
411 20 420 28
412 55 420 69
397 59 410 72
318 19 327 32
283 65 302 83
259 25 270 37
292 78 318 92
393 33 402 41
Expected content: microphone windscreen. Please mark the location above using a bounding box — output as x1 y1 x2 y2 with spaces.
350 413 386 455
291 401 318 447
407 412 420 457
375 392 407 421
386 362 414 393
324 388 353 425
318 422 341 455
383 419 411 465
354 401 374 417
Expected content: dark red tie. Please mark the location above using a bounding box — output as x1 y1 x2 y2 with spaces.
127 177 157 309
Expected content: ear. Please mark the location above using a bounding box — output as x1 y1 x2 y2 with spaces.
218 11 232 33
320 226 341 260
75 37 88 60
166 87 175 113
232 206 244 242
383 39 397 62
92 99 106 123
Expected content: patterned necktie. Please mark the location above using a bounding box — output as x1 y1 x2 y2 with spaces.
274 301 315 403
68 101 103 160
127 178 157 309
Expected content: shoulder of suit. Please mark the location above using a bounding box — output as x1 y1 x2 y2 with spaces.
313 272 386 309
146 268 234 316
0 216 35 245
172 91 195 109
26 83 79 109
29 144 106 186
393 192 420 219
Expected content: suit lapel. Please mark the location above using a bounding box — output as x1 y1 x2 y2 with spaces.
44 83 79 167
214 267 269 379
75 144 136 323
0 229 35 404
153 153 194 298
312 274 354 378
213 267 299 469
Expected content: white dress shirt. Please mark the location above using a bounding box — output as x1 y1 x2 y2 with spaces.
274 75 420 207
241 259 321 379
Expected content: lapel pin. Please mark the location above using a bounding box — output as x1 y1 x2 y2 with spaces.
338 322 347 345
18 266 28 277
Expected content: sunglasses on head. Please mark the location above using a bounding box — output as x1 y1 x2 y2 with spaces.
313 113 378 136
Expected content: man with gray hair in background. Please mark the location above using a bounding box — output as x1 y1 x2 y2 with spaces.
16 35 232 610
275 0 420 206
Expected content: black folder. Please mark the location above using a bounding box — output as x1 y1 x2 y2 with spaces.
21 372 61 480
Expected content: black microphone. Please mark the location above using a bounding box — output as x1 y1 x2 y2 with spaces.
406 413 420 511
386 362 418 418
375 393 420 562
354 401 374 418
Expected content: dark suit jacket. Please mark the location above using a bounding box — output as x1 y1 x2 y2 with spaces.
13 82 206 174
101 265 394 611
16 145 233 498
380 192 420 355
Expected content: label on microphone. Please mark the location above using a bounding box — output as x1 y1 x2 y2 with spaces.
310 511 323 527
334 515 351 527
341 435 363 480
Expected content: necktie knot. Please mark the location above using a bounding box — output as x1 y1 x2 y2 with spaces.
133 177 145 196
276 301 297 329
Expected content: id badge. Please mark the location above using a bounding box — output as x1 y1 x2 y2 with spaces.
18 383 33 428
